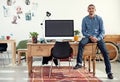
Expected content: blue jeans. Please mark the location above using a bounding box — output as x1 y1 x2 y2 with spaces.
77 37 112 74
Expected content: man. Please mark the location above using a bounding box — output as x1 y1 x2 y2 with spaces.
73 4 113 79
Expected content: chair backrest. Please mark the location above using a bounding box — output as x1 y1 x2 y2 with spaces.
0 43 8 51
16 40 28 50
52 41 72 59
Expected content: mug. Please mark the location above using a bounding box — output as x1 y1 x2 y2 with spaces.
6 36 10 40
1 35 5 40
40 38 44 43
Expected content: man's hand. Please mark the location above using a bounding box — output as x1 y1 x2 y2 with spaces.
89 36 98 42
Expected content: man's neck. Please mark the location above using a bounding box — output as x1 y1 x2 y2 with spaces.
89 14 95 18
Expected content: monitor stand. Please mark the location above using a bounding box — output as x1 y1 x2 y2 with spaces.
55 39 64 42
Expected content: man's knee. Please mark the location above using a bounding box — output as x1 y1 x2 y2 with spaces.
79 37 89 46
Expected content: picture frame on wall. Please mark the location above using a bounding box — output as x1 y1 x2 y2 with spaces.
7 0 12 6
25 12 31 21
25 0 30 5
3 5 9 17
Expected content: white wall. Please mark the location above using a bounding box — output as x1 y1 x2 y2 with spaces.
0 0 120 44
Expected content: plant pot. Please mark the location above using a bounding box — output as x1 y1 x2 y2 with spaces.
32 37 37 43
74 35 79 42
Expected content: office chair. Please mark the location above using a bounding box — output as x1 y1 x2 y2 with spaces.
0 43 10 67
49 41 73 78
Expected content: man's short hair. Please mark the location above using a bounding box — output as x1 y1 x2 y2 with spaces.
88 4 95 8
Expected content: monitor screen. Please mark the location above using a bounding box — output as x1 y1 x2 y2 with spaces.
45 20 74 40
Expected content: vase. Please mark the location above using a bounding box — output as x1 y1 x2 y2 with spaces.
32 37 37 43
74 35 79 42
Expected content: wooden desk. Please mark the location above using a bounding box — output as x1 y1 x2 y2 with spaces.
0 40 16 65
27 42 78 76
27 42 97 76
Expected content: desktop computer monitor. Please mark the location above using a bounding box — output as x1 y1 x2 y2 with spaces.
45 20 74 41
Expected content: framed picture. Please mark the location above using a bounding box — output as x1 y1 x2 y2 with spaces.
25 12 31 21
7 0 12 6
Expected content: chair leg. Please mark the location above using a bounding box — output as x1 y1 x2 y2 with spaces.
7 51 10 63
70 57 74 67
69 57 71 71
18 52 21 65
58 59 60 67
69 58 70 66
1 54 5 67
49 58 54 78
2 54 5 67
0 52 10 67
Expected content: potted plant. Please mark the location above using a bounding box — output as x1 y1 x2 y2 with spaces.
29 32 39 43
74 30 80 42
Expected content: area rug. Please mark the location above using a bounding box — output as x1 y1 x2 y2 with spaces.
30 66 102 82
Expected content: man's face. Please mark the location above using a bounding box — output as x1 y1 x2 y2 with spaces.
88 6 96 15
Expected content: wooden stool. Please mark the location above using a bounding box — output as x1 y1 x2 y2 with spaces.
17 49 27 65
83 43 97 76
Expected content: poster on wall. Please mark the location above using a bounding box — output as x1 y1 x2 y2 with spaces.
11 16 17 24
16 6 22 14
25 12 31 21
2 5 9 17
25 0 30 5
7 0 12 6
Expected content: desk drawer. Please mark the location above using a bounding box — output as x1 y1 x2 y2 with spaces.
30 45 53 56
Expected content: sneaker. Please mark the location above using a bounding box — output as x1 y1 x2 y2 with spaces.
73 64 82 69
107 73 113 79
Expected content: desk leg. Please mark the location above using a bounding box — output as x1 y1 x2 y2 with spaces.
88 56 91 72
93 56 96 76
11 42 16 65
28 56 33 77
